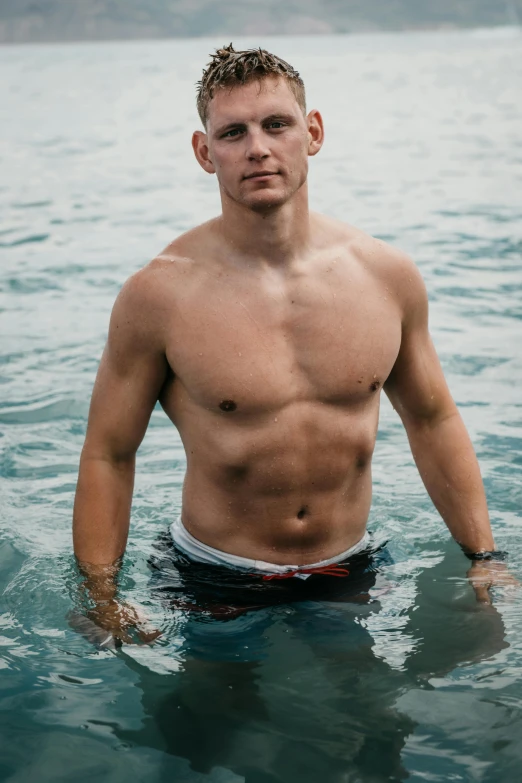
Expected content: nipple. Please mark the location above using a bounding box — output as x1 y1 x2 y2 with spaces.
219 400 237 412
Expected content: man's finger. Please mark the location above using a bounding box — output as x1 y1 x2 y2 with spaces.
471 582 492 605
68 609 120 649
137 628 163 644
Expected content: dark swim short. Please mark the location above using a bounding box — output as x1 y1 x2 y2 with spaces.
148 532 390 620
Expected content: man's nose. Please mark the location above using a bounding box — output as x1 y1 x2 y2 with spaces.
246 130 270 160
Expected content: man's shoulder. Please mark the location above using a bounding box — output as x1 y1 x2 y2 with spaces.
358 233 421 287
315 214 427 319
317 215 414 270
154 219 217 269
318 214 424 293
120 219 218 305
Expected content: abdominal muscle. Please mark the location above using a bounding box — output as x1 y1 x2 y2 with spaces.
169 398 378 566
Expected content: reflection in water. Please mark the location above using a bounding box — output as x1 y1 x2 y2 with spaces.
2 29 521 782
113 546 507 782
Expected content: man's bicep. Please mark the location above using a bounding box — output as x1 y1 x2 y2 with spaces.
83 280 168 460
385 330 453 424
384 269 455 424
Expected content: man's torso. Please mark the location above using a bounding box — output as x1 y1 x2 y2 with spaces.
143 214 405 564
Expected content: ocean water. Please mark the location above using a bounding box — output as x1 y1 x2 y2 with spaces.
1 28 522 783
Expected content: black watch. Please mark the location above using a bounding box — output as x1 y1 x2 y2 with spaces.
464 550 507 562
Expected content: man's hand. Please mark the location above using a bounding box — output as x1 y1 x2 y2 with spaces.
467 560 520 604
73 558 161 647
69 600 161 648
87 599 161 646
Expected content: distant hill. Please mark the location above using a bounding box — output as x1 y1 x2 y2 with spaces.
1 0 521 44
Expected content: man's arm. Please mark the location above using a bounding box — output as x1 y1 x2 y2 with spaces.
73 268 168 640
383 255 495 556
382 255 519 602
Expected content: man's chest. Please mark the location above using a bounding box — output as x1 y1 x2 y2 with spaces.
165 271 402 414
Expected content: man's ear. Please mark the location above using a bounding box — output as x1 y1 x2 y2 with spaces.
306 109 324 157
192 130 216 174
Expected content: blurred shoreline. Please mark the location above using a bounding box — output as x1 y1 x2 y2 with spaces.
1 24 521 49
1 0 521 46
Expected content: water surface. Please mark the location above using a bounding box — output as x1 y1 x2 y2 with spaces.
1 28 522 783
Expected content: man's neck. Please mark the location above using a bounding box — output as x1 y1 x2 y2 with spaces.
218 185 311 267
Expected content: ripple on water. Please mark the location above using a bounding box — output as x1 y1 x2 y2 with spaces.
11 200 53 209
1 29 522 781
0 397 88 425
0 233 50 248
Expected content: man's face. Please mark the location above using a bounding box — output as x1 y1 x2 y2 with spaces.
194 76 322 211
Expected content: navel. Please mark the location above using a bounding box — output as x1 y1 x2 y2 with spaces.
219 400 237 412
296 506 308 520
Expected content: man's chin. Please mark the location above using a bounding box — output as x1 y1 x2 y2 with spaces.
241 191 290 212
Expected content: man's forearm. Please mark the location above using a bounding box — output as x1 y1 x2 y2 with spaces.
73 453 135 566
405 409 495 553
72 455 160 644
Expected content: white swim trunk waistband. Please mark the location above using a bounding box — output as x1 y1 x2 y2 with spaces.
169 516 371 576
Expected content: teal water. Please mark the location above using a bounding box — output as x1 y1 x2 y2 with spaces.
1 28 522 782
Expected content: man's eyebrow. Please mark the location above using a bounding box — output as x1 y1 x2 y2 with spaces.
262 113 295 124
214 121 246 136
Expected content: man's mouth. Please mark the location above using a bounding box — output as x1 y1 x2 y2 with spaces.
243 171 278 181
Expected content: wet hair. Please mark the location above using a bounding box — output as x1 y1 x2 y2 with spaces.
196 43 306 127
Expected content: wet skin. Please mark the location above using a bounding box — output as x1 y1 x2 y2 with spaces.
73 76 505 638
156 218 401 564
73 207 492 568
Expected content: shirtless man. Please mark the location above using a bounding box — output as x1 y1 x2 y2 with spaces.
73 45 511 643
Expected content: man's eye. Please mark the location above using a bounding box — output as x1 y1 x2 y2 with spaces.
267 122 285 129
223 128 243 138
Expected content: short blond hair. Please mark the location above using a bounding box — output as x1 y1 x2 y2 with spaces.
196 43 306 127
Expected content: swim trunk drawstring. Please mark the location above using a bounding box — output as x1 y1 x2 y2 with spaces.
262 563 350 581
